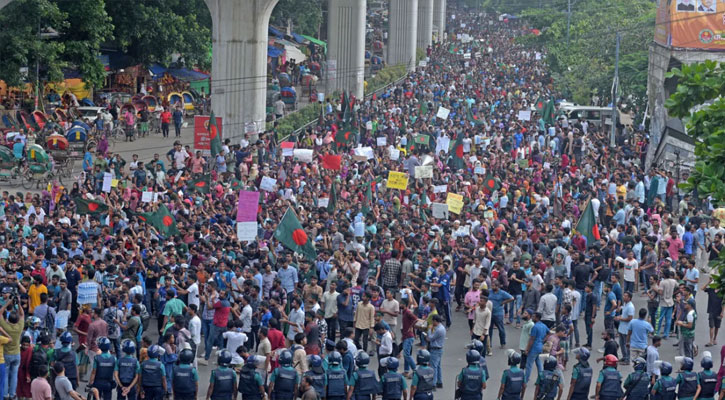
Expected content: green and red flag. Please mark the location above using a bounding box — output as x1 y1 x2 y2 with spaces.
543 99 557 125
274 207 317 261
327 181 338 212
209 111 222 158
448 134 466 171
575 200 601 248
361 181 373 216
189 174 211 193
335 125 356 148
419 100 428 116
483 174 500 192
73 197 109 215
467 104 484 125
146 205 180 236
534 97 546 114
414 135 430 146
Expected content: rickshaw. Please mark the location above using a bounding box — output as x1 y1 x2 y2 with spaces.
32 111 48 130
371 56 383 73
372 40 384 55
278 73 292 88
46 134 72 178
23 143 59 189
66 126 88 158
308 61 322 77
53 109 69 124
182 91 195 115
0 146 22 185
143 95 158 112
168 92 184 109
15 110 36 132
301 74 317 98
281 86 297 110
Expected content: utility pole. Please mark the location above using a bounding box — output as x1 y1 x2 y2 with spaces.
567 0 571 48
610 32 620 148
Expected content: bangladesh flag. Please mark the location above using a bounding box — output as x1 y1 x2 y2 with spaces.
209 111 222 158
419 101 428 115
576 200 601 248
483 174 500 192
543 99 557 125
189 174 211 193
448 134 466 171
534 97 546 114
361 181 373 216
327 181 338 212
467 104 484 125
74 197 109 215
335 125 356 148
414 135 430 146
274 207 317 261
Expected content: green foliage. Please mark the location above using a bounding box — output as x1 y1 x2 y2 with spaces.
665 60 725 293
365 64 407 95
0 0 68 87
105 0 211 69
518 0 655 106
266 103 322 140
271 0 323 37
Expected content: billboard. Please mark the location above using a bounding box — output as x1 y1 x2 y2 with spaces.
193 115 222 154
654 0 725 49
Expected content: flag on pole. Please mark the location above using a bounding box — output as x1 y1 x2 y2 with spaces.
322 154 342 170
575 200 600 247
274 207 317 261
74 197 109 215
189 174 211 193
209 111 222 158
142 205 180 236
327 181 338 212
448 134 466 170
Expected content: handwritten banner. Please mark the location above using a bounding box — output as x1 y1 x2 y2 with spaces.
446 193 464 215
386 171 409 190
236 190 260 222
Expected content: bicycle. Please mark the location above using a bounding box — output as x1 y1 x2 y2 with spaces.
21 162 63 190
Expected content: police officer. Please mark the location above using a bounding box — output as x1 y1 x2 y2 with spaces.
596 355 623 400
304 354 326 398
54 332 78 389
456 350 486 400
115 339 140 400
139 344 167 400
349 351 380 400
696 353 718 400
468 340 489 384
206 350 237 400
410 350 435 400
268 349 299 400
623 357 650 400
381 357 408 400
239 355 266 400
566 348 592 400
326 351 347 400
650 362 677 400
497 350 524 400
535 356 564 400
675 357 698 400
172 348 199 400
89 337 117 400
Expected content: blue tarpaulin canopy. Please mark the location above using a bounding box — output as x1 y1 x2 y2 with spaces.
269 26 284 39
167 68 209 81
291 32 305 44
149 63 167 76
268 45 284 58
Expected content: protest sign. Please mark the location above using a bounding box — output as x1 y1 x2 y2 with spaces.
260 177 277 192
386 171 409 190
436 107 450 120
431 203 449 219
446 193 464 214
415 165 433 179
236 191 260 222
236 222 257 242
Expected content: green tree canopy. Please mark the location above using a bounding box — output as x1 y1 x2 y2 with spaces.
271 0 323 37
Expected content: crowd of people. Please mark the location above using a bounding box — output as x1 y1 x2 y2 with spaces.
0 5 724 400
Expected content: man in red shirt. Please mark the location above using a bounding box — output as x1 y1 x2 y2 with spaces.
160 108 171 138
400 297 419 377
267 318 285 370
201 289 231 364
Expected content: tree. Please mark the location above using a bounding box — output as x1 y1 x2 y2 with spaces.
55 0 114 89
0 0 67 88
271 0 323 37
665 61 725 292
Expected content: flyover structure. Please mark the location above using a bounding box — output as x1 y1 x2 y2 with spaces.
327 0 367 98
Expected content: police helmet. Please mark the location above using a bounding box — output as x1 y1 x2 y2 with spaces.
508 351 522 366
279 349 293 366
308 355 323 368
354 351 369 367
660 362 673 376
328 351 342 366
701 356 713 370
218 350 232 366
97 337 111 352
466 349 481 365
544 356 558 371
246 355 260 368
574 347 590 361
179 349 194 364
604 354 618 367
386 357 399 370
60 332 73 345
417 350 431 365
468 339 484 354
633 357 647 371
679 356 694 371
121 339 136 355
148 344 162 359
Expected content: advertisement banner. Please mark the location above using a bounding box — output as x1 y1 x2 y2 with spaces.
194 115 223 153
655 0 725 49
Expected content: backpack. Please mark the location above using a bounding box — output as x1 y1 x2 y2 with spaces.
30 347 48 379
179 330 196 356
103 308 119 339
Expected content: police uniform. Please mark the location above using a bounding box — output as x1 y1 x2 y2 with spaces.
382 370 407 400
623 370 650 400
270 366 299 400
696 370 718 400
457 365 485 400
116 355 140 400
570 362 593 400
500 366 525 400
597 367 623 400
676 371 699 400
240 364 266 400
326 365 347 400
651 376 677 400
210 366 236 400
172 363 199 400
478 355 490 383
350 366 379 400
537 369 563 400
54 345 78 389
140 359 166 400
92 353 117 400
412 365 435 400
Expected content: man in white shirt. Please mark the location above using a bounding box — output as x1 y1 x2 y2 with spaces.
537 284 558 328
615 250 639 295
374 323 394 376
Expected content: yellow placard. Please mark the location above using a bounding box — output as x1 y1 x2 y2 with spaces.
386 171 409 190
111 179 119 188
446 193 464 215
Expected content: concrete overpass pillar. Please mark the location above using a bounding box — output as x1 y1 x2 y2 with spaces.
433 0 446 42
388 0 418 71
417 0 433 50
327 0 366 98
205 0 278 142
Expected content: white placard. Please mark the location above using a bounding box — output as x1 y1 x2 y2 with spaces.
282 147 294 157
55 310 70 329
464 53 471 59
318 92 325 101
142 191 153 203
433 185 448 193
461 23 466 28
535 52 542 60
260 176 277 192
389 148 400 161
376 137 387 146
431 203 449 219
354 221 365 237
366 121 374 130
174 170 184 183
236 221 257 242
293 149 314 162
456 226 471 236
318 198 329 208
415 165 433 179
102 173 112 193
475 52 482 58
517 110 532 121
469 156 477 163
436 107 450 120
418 60 428 67
436 136 450 154
474 166 485 175
354 146 374 160
77 281 99 305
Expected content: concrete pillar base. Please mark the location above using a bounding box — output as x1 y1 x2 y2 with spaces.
205 0 278 142
433 0 446 42
388 0 418 71
417 0 434 50
327 0 366 98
